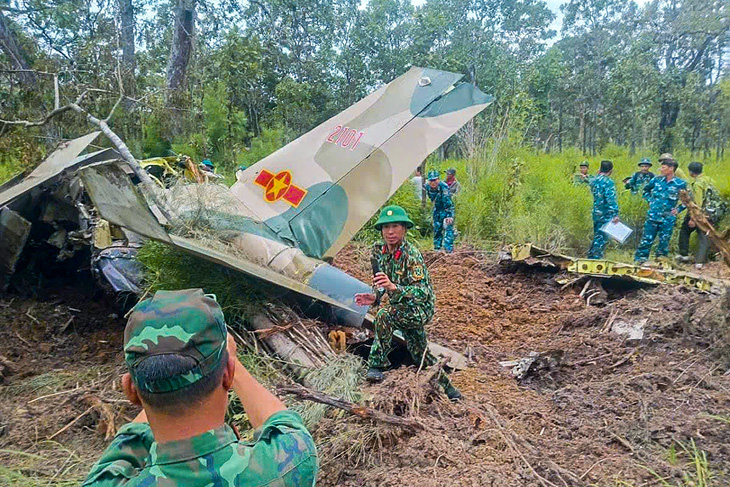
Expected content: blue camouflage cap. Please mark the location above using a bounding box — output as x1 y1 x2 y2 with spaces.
427 170 440 180
124 289 227 394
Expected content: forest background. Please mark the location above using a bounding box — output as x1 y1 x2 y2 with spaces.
1 0 728 259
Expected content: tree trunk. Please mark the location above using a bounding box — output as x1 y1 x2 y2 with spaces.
166 0 196 135
658 99 680 153
118 0 136 97
558 103 563 152
0 10 36 86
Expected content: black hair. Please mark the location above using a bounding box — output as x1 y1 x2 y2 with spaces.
688 161 703 175
600 160 613 173
134 350 228 414
661 159 678 170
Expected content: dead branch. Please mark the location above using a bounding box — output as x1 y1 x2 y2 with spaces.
470 403 586 487
418 358 448 389
679 190 730 267
48 406 94 440
83 394 117 440
278 383 424 430
0 82 170 220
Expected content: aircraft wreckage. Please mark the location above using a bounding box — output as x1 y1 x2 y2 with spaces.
502 243 729 293
1 67 488 370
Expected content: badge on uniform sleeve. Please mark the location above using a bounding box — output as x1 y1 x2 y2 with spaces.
412 265 425 280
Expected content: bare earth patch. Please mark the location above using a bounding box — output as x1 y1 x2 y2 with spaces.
1 242 728 486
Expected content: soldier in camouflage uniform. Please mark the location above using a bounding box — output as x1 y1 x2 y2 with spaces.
573 161 592 186
588 160 620 259
354 205 461 401
83 289 317 487
424 170 455 252
623 158 655 194
634 157 688 264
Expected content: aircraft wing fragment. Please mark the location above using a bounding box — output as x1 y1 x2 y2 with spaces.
79 163 369 325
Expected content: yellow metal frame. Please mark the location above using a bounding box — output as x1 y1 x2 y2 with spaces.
512 243 718 292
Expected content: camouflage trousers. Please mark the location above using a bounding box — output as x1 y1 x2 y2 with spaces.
587 218 610 259
368 306 452 389
433 210 455 252
635 217 676 262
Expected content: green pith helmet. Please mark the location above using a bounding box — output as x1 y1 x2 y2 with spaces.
579 161 589 167
638 157 652 167
427 170 440 181
374 205 414 230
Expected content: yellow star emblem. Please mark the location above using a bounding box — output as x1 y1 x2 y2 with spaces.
268 176 288 198
387 210 393 216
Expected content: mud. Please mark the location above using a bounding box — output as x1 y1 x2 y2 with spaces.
330 243 730 486
0 243 728 485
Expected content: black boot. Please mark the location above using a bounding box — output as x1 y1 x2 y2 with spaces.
365 367 384 382
444 383 462 402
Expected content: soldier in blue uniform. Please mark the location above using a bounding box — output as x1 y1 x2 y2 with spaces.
424 170 455 252
588 160 620 259
623 158 655 194
634 157 688 264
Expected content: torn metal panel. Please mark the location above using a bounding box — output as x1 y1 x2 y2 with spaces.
94 247 144 294
0 207 31 274
79 163 171 244
0 132 102 207
508 243 721 291
567 259 714 291
509 243 574 269
499 350 563 380
79 162 368 323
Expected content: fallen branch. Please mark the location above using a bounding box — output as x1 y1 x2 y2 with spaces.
418 358 448 389
470 403 586 487
679 190 730 267
83 394 117 440
278 383 423 430
48 406 94 440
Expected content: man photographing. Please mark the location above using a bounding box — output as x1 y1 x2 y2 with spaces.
83 289 317 486
354 205 461 401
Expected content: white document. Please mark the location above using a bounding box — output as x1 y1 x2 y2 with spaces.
601 220 633 244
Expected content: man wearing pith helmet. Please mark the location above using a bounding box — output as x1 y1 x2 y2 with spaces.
623 157 655 194
82 289 317 486
354 205 462 401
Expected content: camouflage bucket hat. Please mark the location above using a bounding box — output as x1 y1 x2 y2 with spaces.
638 157 652 167
658 153 674 162
427 170 440 181
446 168 457 175
375 205 414 230
124 289 227 394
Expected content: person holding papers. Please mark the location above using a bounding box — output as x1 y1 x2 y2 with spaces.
587 160 620 259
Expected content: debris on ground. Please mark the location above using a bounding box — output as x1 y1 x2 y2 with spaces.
499 350 564 380
2 244 729 485
610 318 647 344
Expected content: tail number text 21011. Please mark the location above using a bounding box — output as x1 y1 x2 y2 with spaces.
326 125 365 151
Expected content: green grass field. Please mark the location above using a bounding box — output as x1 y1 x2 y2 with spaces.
410 144 730 260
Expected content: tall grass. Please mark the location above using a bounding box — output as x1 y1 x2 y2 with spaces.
419 145 730 257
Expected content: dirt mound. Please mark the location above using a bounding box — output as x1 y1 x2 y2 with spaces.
332 243 730 485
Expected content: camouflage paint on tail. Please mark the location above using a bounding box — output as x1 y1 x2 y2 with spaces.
232 67 494 259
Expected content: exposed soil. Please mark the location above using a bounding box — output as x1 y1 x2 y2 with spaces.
329 244 730 486
1 243 728 486
0 276 134 482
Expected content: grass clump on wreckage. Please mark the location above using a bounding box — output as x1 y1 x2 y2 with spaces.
1 67 730 486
